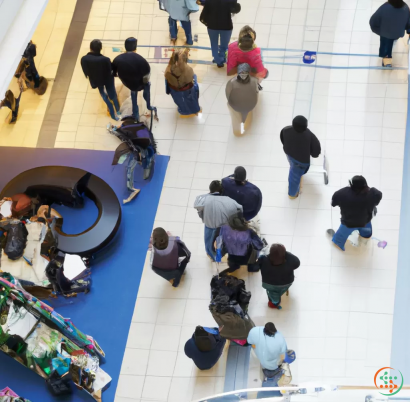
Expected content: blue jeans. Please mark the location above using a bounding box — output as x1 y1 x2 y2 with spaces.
379 36 395 58
207 28 232 65
204 226 217 261
168 17 193 44
130 82 153 121
256 368 283 398
332 222 372 251
287 155 310 197
98 79 120 120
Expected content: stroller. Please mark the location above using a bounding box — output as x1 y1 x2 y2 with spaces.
108 110 158 203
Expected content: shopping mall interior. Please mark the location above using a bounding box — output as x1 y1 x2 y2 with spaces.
0 0 409 401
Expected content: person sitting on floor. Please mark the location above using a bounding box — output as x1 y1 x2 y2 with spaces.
227 26 269 81
184 326 226 370
165 48 201 118
150 227 191 287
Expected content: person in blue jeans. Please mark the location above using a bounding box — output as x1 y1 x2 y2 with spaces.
112 38 151 121
280 116 321 199
370 0 410 67
162 0 199 45
198 0 240 67
327 176 383 251
81 39 121 121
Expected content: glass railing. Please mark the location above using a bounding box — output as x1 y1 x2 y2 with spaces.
193 386 410 402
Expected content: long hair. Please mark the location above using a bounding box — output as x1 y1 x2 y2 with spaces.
388 0 405 8
269 244 286 265
228 212 248 232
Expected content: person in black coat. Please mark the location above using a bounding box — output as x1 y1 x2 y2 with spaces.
280 115 321 199
258 244 300 310
221 166 262 222
81 39 121 120
184 326 226 370
112 37 151 121
327 176 382 251
198 0 240 68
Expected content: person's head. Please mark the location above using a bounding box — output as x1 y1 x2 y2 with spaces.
194 326 215 352
263 322 277 337
237 63 251 83
292 115 308 133
209 180 222 194
234 166 247 184
125 37 137 52
152 227 169 250
170 48 189 66
228 212 248 231
349 175 369 195
90 39 102 54
269 243 286 266
238 25 256 51
388 0 405 8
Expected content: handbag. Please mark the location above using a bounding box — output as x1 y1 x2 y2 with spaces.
158 0 166 11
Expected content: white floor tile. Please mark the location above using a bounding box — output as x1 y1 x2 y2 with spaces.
147 350 178 377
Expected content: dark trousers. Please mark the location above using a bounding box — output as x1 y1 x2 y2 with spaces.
130 82 153 121
98 79 120 120
379 36 395 58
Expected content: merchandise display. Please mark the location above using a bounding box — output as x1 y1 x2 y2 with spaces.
0 387 31 401
0 277 110 400
0 167 121 298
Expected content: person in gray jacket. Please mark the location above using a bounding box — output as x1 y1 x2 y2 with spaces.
370 0 410 67
194 180 243 261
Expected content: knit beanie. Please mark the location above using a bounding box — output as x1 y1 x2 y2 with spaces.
292 115 308 133
152 227 169 250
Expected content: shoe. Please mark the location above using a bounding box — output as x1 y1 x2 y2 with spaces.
326 229 335 237
268 301 282 310
382 57 392 67
288 194 298 199
186 41 193 46
170 39 176 46
217 63 225 68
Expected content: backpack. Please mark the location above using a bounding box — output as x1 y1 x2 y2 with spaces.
4 222 28 260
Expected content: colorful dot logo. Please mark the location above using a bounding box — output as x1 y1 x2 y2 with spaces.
374 367 404 396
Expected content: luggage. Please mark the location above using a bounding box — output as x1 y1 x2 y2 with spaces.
4 222 28 260
11 193 32 218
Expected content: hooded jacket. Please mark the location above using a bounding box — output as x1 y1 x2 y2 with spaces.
194 193 243 229
163 0 199 22
280 124 321 164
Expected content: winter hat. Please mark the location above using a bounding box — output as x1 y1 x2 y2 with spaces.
292 115 308 133
152 227 169 250
237 63 251 75
234 166 247 182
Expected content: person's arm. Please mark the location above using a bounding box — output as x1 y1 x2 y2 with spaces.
255 188 262 215
226 44 238 76
80 57 89 79
406 5 410 34
111 59 118 77
177 240 191 259
250 230 264 251
285 251 300 270
369 6 382 35
186 0 199 12
331 191 339 207
373 188 383 206
310 133 321 158
225 80 233 101
280 128 285 144
247 327 256 346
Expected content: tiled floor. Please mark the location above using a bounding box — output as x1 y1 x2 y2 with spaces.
1 0 408 401
0 0 77 147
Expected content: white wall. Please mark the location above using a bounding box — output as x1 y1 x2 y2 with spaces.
0 0 48 98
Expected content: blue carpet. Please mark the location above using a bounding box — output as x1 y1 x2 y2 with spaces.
0 147 169 401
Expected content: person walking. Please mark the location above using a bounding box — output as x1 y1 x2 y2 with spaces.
184 326 226 370
112 37 151 121
327 176 382 251
194 180 243 261
217 213 264 275
227 26 269 81
150 227 191 287
165 48 201 117
222 166 262 222
280 115 321 199
81 39 121 121
226 63 259 136
163 0 199 45
258 244 300 310
198 0 241 68
370 0 410 67
247 322 287 395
